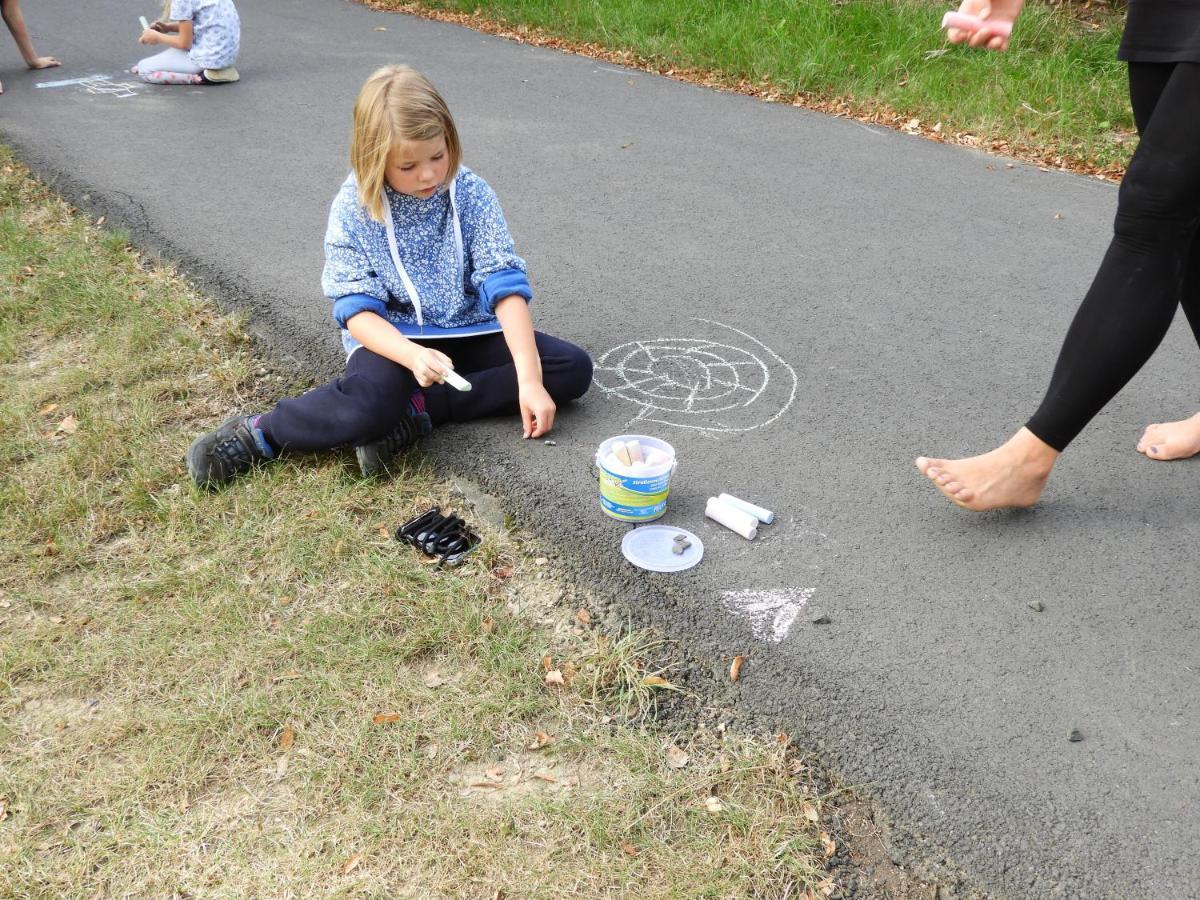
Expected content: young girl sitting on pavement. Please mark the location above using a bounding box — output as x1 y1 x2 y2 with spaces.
187 64 593 489
134 0 240 85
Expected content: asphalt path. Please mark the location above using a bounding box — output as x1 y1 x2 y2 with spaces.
3 2 1198 896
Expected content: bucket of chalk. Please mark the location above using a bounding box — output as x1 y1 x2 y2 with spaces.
595 435 676 521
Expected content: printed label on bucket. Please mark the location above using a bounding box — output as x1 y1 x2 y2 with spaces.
595 434 676 522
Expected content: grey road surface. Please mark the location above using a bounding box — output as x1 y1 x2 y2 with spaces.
3 2 1198 896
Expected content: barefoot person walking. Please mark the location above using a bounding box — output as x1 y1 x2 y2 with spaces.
917 0 1200 510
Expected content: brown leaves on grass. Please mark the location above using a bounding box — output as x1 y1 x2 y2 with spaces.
526 731 553 750
491 564 513 579
55 414 78 435
544 669 566 687
664 744 689 769
341 852 363 874
641 675 674 689
372 712 401 725
0 796 8 822
278 725 295 751
574 608 591 625
729 654 745 682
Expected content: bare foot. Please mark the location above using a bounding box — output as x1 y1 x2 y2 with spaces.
915 427 1060 511
1137 412 1200 461
27 56 60 69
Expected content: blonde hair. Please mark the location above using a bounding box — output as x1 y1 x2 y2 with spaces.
351 65 462 223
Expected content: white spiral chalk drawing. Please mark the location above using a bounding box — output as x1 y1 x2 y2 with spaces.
721 588 813 643
592 318 797 435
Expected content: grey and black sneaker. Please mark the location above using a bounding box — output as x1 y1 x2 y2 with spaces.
355 412 432 478
186 415 274 489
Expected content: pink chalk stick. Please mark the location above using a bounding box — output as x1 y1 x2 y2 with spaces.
941 10 1013 38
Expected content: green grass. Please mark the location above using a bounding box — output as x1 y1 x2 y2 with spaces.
0 150 863 897
375 0 1133 171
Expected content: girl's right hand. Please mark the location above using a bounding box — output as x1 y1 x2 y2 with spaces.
138 28 160 44
410 347 455 388
947 0 1024 51
150 20 170 32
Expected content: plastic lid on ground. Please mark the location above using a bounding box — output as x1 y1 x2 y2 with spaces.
621 525 704 573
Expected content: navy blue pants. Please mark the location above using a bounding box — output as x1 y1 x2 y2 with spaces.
258 331 593 452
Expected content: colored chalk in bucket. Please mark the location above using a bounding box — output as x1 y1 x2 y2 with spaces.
596 435 676 521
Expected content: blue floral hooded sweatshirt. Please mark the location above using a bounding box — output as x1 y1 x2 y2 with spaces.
322 166 532 355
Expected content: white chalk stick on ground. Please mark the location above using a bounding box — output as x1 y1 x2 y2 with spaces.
705 497 758 540
442 368 472 392
718 492 774 524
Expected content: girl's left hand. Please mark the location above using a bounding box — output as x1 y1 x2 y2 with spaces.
139 29 160 45
518 381 556 439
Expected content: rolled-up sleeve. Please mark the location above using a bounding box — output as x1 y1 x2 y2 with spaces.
322 184 390 327
458 172 531 316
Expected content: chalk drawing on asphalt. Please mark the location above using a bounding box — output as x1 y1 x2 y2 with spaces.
720 588 813 643
36 74 142 99
592 318 797 435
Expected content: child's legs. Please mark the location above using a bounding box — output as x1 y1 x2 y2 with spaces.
135 46 203 78
257 348 418 452
423 331 593 425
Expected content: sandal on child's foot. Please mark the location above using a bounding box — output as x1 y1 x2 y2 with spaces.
186 415 274 489
355 412 432 478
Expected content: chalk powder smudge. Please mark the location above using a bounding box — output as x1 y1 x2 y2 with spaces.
720 588 813 642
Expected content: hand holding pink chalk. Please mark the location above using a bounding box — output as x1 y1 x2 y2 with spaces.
941 10 1013 38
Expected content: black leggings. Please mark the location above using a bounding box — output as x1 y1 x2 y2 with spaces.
1025 62 1200 451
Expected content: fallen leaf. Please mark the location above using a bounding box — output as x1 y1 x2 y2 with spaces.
491 565 513 579
665 744 689 769
56 414 78 434
730 654 745 682
544 669 565 686
481 616 495 633
341 852 363 874
532 772 558 783
0 796 7 822
37 403 58 416
821 832 836 858
574 608 591 625
776 732 790 746
803 803 820 823
621 840 637 857
278 725 295 750
469 781 502 789
377 526 389 539
541 654 553 671
641 675 674 689
527 731 552 750
705 796 724 813
372 712 401 724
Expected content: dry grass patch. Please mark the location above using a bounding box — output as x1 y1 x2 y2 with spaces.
0 149 871 898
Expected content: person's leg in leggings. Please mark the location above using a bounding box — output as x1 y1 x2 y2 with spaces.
256 348 420 453
419 331 593 426
1135 62 1200 459
917 62 1200 509
134 46 204 84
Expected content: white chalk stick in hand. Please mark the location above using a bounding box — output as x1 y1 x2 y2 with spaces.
705 497 758 541
718 492 774 524
442 368 472 392
140 15 151 30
